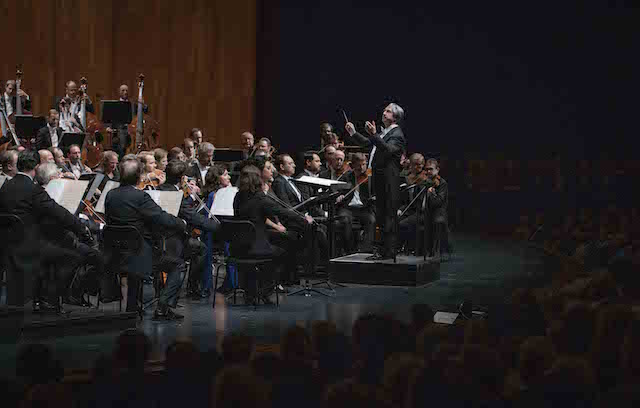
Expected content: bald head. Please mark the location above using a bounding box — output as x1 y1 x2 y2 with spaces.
119 158 142 186
38 149 54 165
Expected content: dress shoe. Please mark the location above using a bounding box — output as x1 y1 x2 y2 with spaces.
33 300 59 313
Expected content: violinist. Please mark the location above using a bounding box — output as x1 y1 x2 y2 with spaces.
405 153 427 186
137 151 166 189
152 160 220 319
2 79 31 115
335 153 376 253
66 144 92 178
53 80 94 115
320 149 345 180
154 148 168 172
423 158 449 259
36 109 63 150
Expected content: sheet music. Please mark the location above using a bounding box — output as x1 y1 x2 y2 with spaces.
145 190 183 217
433 312 459 325
0 175 6 190
211 186 238 216
45 178 90 214
295 175 349 188
94 180 120 213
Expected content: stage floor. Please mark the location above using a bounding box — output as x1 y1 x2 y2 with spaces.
0 232 554 377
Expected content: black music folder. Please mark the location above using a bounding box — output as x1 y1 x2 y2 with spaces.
60 132 85 153
101 100 132 125
15 115 46 140
214 149 246 162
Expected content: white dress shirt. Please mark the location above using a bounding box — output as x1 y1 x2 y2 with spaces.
368 123 398 169
196 161 209 185
48 124 59 147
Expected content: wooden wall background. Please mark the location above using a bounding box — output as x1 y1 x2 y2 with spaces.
0 0 256 150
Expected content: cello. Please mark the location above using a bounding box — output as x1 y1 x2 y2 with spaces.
79 77 104 168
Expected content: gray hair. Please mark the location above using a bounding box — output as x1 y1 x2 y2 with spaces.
198 142 215 157
35 162 59 186
388 103 405 123
119 157 143 186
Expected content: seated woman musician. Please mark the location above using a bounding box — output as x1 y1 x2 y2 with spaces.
137 151 165 189
199 163 234 297
233 166 313 304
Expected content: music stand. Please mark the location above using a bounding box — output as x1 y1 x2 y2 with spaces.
214 149 246 162
76 173 105 216
59 132 86 155
101 100 132 126
15 115 45 141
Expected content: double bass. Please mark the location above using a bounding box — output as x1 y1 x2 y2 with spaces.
79 77 105 168
1 66 32 150
125 74 160 155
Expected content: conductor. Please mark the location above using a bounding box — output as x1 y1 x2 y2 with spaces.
345 103 407 260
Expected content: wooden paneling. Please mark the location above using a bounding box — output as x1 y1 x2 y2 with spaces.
0 0 256 149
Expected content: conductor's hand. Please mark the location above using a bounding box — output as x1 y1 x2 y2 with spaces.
365 121 377 136
305 215 314 224
345 122 356 136
336 194 345 204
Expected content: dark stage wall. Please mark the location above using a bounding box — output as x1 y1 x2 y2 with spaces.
0 0 256 150
256 1 639 159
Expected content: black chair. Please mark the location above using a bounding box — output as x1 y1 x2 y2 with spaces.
213 219 280 309
102 225 143 315
0 214 25 306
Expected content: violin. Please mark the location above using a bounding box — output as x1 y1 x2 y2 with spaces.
335 161 351 180
339 168 372 202
137 169 164 190
406 170 428 186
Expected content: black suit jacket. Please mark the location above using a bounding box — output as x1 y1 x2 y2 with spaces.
0 174 85 278
52 96 94 114
336 170 372 209
426 177 448 222
155 183 220 258
105 185 185 277
346 127 406 212
233 190 305 257
186 162 207 192
271 174 304 208
35 126 64 150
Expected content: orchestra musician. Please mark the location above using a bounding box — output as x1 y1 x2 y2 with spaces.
295 152 324 212
167 146 185 162
186 142 214 190
154 148 168 172
252 137 273 157
0 151 93 310
152 160 220 319
320 149 345 180
183 138 197 164
95 150 120 182
48 147 73 179
241 131 254 159
320 122 334 148
2 79 31 115
201 164 233 297
233 166 314 304
112 83 149 152
190 128 204 146
0 150 18 179
137 151 166 188
335 153 376 254
398 153 427 254
423 158 450 259
38 149 55 165
104 156 186 313
320 145 336 174
35 161 105 309
53 80 94 115
67 144 92 179
345 103 407 260
35 109 63 150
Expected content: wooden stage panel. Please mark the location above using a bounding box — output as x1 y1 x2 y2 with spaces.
329 253 441 287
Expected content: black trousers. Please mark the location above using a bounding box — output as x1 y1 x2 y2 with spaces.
336 206 376 253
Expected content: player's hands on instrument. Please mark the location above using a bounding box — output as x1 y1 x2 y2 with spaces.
365 121 377 136
18 89 29 98
305 215 314 224
275 222 286 233
345 122 356 136
428 187 435 194
336 194 345 204
80 225 94 245
187 179 200 194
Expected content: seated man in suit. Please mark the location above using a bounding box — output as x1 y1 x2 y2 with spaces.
334 153 376 254
0 150 92 311
36 110 63 150
153 160 220 319
320 149 345 180
66 144 92 179
186 142 214 191
105 157 186 315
